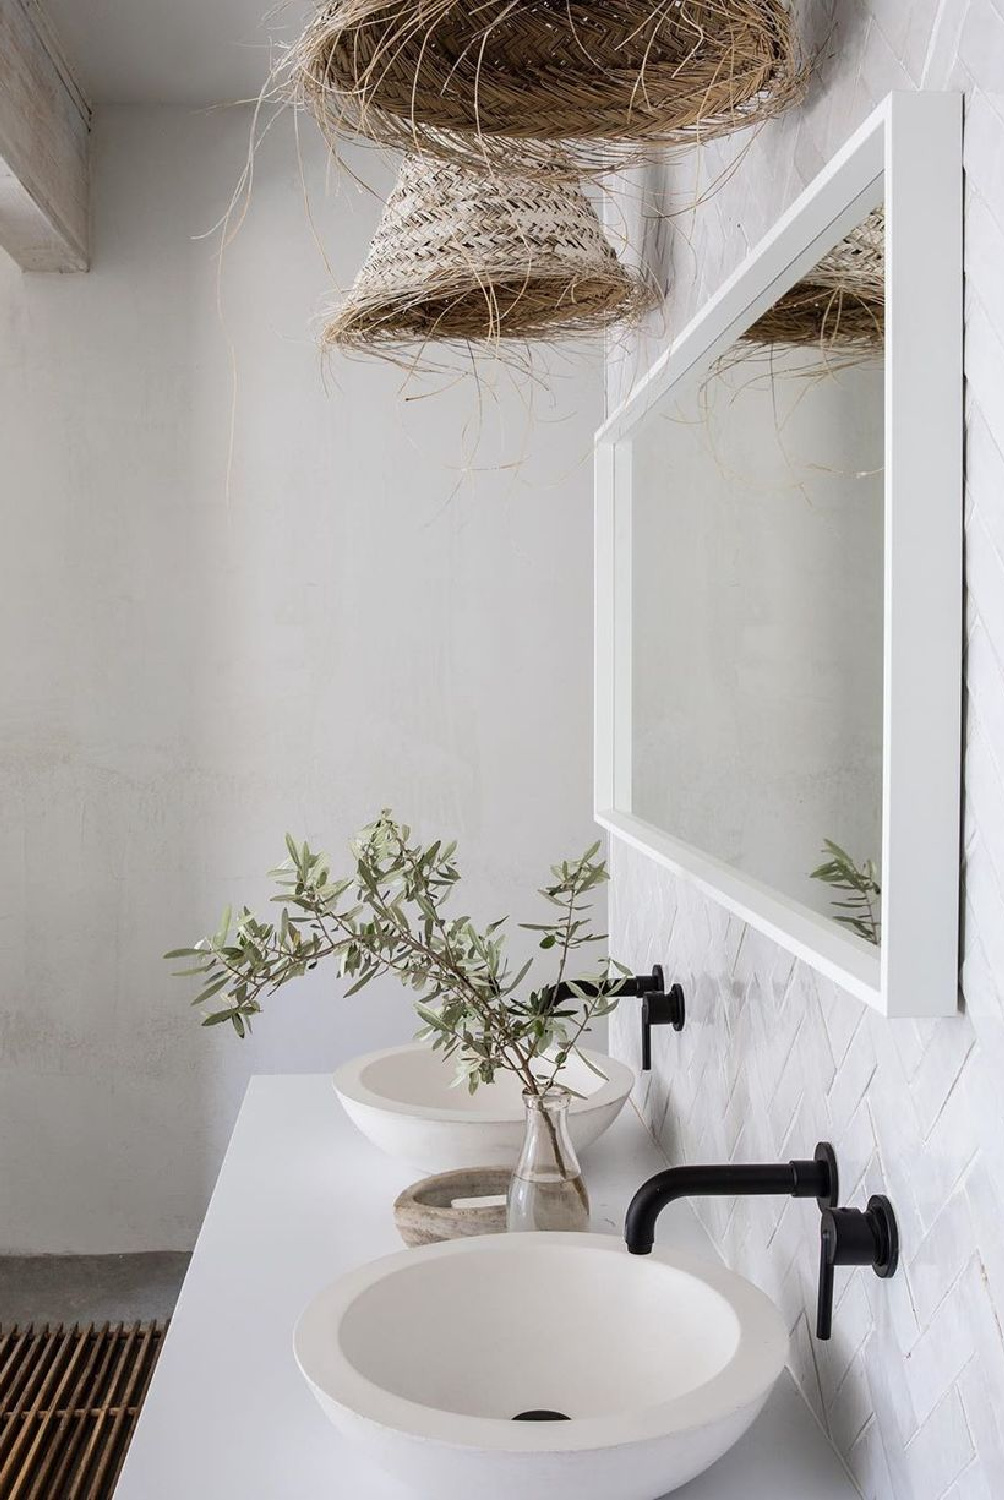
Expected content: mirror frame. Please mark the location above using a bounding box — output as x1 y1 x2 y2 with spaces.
595 92 962 1019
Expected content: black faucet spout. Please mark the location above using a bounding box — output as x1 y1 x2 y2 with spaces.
625 1144 838 1254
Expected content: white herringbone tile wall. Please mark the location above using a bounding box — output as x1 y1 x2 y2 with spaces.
605 5 1004 1497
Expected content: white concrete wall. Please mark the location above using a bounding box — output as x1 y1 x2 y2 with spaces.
0 106 602 1252
607 4 1004 1495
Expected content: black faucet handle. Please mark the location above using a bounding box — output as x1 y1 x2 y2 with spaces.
641 968 685 1070
816 1196 899 1340
817 1219 836 1341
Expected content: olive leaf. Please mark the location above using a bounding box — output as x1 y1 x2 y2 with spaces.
166 811 622 1098
811 839 881 945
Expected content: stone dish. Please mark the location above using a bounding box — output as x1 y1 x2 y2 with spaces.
393 1168 511 1247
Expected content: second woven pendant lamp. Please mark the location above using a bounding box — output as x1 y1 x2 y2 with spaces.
293 0 807 175
323 154 659 358
743 209 885 355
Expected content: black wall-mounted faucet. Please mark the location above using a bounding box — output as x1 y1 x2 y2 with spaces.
553 965 684 1068
624 1144 900 1342
625 1142 838 1255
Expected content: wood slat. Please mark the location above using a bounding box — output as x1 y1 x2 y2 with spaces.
40 1326 126 1500
21 1324 112 1500
0 1331 34 1407
81 1325 153 1500
0 0 90 270
0 1327 67 1474
0 1322 166 1500
1 1326 78 1492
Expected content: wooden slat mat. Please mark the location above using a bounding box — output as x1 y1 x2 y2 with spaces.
0 1322 167 1500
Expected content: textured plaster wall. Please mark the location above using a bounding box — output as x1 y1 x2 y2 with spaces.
607 4 1004 1497
0 106 602 1252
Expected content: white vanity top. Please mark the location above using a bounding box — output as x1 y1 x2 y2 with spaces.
115 1074 857 1500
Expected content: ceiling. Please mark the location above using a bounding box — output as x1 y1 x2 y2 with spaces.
43 0 310 106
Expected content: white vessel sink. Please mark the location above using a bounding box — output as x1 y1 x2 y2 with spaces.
332 1042 634 1172
294 1231 788 1500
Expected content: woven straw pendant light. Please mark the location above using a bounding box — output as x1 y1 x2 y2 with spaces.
744 209 884 354
291 0 807 176
323 154 659 357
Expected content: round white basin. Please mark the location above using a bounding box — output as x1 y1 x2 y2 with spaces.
332 1042 634 1172
295 1232 788 1500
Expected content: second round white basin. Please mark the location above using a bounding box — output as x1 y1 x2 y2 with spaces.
332 1042 634 1171
295 1231 788 1500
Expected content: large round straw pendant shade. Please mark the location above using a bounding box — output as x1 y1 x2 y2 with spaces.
743 208 885 354
323 154 659 355
293 0 807 174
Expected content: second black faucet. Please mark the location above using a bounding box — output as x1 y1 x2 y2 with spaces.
624 1143 900 1342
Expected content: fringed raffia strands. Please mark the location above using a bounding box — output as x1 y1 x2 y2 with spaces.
285 0 809 176
742 208 885 355
322 153 660 362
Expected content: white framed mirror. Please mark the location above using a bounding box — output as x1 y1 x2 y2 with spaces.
595 92 962 1019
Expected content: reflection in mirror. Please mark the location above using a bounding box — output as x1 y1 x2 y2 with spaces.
631 206 885 945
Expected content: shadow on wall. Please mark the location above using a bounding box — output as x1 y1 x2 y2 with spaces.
0 103 603 1253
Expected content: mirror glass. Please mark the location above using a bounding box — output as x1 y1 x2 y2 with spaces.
631 205 885 945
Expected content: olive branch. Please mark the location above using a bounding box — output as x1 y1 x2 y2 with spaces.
166 811 625 1097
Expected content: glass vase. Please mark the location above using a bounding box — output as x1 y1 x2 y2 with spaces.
507 1087 590 1233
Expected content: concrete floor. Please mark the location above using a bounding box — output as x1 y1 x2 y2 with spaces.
0 1252 191 1327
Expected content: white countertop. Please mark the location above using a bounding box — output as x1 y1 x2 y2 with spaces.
115 1074 857 1500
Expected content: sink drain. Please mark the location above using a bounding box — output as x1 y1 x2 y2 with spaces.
512 1409 571 1422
